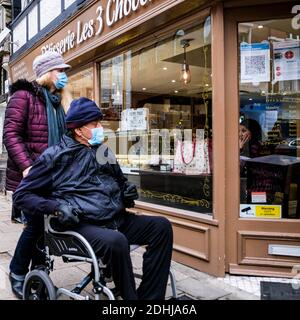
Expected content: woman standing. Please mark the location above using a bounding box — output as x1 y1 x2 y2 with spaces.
4 51 71 221
3 51 72 299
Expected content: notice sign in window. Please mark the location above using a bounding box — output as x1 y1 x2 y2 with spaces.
251 191 267 203
273 40 300 81
240 42 270 83
240 204 281 219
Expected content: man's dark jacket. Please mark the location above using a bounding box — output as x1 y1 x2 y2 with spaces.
13 134 127 224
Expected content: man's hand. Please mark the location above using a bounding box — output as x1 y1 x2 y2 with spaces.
123 181 139 200
22 166 32 178
55 204 80 227
122 181 139 208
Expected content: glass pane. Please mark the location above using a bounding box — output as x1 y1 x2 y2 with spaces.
13 18 27 52
40 0 61 30
238 18 300 219
100 18 213 215
65 0 76 9
28 6 38 40
69 67 93 100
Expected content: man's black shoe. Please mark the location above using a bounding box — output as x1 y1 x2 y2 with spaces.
9 273 24 299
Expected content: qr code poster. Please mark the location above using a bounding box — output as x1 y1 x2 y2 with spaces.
240 42 270 83
273 41 300 82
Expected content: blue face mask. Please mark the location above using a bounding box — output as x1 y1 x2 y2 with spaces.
54 72 68 89
84 126 104 146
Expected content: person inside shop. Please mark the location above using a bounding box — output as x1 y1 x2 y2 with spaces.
239 118 263 176
12 97 174 300
4 51 72 299
239 118 263 158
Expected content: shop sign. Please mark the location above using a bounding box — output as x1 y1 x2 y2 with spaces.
240 204 281 219
240 42 270 84
41 0 154 55
10 0 177 81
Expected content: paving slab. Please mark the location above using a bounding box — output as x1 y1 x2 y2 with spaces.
176 278 231 300
0 221 23 233
52 256 86 270
0 267 15 300
0 259 10 275
171 261 215 281
0 252 11 265
50 266 88 288
0 232 21 252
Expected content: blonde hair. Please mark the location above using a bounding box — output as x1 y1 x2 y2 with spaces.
36 72 72 113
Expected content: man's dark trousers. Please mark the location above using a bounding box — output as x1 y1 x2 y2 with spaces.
73 213 173 300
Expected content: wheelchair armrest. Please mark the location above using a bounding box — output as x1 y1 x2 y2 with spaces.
44 214 65 233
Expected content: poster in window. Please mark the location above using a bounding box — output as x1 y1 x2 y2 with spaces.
273 41 300 81
240 42 270 83
121 108 149 131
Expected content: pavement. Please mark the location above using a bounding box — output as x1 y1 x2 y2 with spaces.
0 192 273 300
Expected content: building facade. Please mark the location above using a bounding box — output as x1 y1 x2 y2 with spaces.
7 0 300 278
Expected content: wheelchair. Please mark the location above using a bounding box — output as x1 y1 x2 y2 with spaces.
22 214 177 300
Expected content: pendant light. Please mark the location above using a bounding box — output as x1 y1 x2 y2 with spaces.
180 39 193 85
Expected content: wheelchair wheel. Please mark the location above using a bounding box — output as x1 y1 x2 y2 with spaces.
23 270 56 300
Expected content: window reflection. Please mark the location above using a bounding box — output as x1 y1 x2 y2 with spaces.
100 20 213 215
69 67 94 100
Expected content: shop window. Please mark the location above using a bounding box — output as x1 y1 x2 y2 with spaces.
238 18 300 219
100 19 213 215
68 67 93 100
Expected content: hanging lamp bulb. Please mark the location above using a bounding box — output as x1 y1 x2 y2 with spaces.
180 39 193 85
180 62 191 84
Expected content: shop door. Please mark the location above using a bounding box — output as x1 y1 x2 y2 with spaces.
225 2 300 277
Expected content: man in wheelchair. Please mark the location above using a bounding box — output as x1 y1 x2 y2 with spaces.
12 97 173 300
